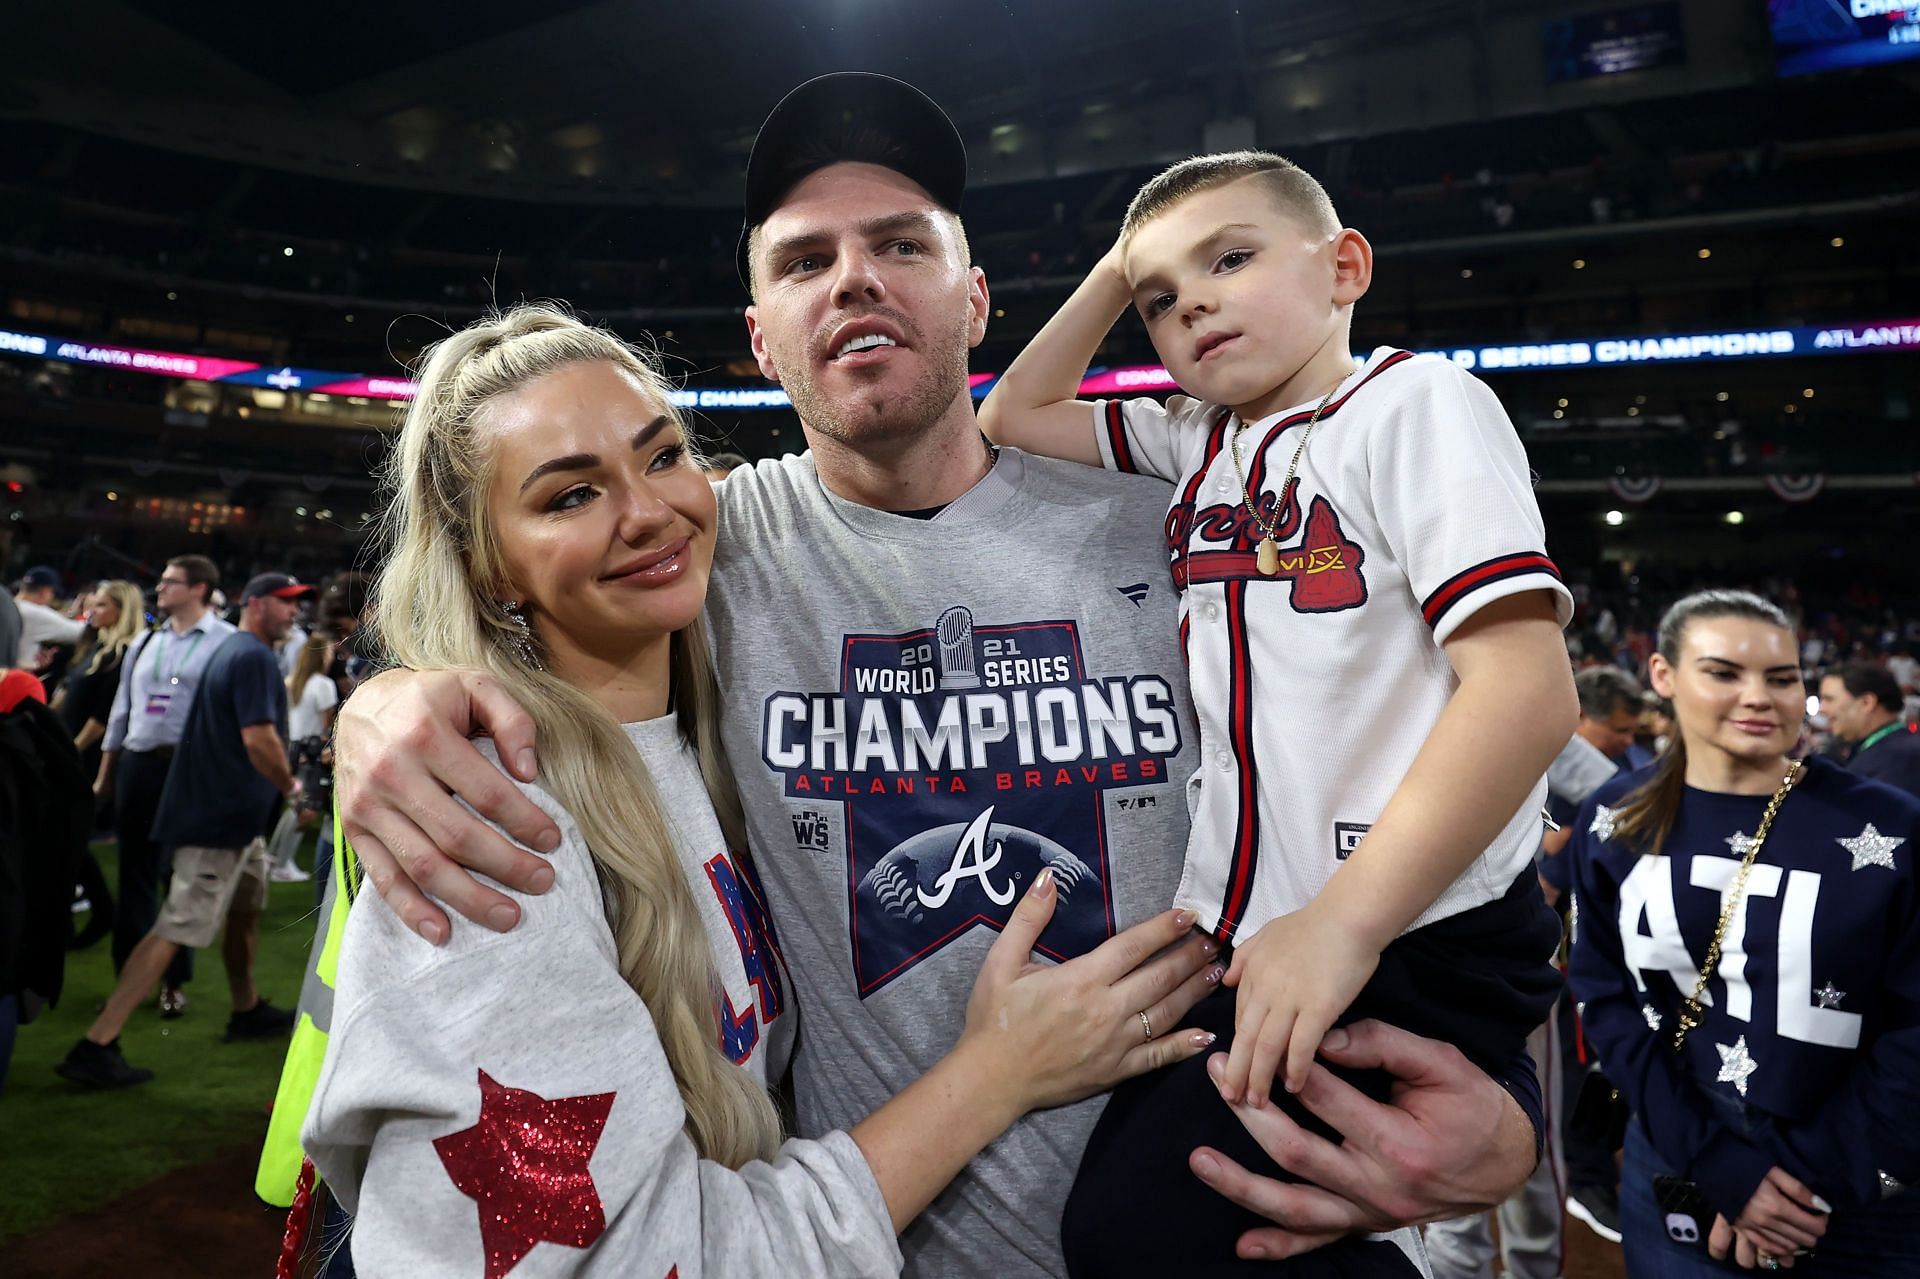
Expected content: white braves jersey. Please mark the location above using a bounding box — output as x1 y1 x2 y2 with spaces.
1094 347 1573 942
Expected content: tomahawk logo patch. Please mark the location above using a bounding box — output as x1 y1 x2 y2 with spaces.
760 606 1184 996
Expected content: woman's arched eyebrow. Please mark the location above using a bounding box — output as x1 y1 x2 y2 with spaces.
518 415 672 494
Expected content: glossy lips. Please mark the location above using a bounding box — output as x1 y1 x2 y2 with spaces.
601 537 691 586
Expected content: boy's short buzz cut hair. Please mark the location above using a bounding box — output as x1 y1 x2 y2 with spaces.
1121 151 1340 242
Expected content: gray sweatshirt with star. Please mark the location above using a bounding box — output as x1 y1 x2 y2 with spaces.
303 718 902 1278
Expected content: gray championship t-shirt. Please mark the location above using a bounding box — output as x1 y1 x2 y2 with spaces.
709 447 1198 1276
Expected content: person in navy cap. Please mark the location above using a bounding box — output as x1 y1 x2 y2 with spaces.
58 572 312 1087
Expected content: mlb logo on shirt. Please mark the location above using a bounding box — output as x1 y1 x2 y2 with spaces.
1335 822 1372 860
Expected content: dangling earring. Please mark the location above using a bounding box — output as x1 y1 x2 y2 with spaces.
499 600 542 670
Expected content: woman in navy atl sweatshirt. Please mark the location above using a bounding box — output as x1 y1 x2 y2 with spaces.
1569 590 1919 1276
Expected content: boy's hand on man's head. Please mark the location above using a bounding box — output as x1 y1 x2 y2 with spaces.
1219 903 1381 1106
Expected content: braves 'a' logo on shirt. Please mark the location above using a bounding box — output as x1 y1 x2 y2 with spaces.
760 608 1184 995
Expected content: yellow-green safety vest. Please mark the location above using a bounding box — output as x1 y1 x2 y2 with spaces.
256 796 361 1207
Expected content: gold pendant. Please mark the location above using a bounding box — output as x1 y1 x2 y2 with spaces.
1256 537 1280 576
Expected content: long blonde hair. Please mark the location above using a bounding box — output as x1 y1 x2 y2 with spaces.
371 304 780 1166
86 580 147 675
287 631 333 705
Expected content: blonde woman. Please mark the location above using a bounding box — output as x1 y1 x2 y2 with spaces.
301 307 1219 1276
54 579 146 947
53 580 146 761
264 633 338 881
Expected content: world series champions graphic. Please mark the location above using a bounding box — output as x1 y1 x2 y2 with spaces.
760 606 1184 996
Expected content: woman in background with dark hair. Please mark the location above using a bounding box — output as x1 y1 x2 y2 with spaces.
1569 590 1920 1274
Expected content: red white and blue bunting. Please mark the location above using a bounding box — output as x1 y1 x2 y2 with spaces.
1764 473 1826 503
1607 475 1663 504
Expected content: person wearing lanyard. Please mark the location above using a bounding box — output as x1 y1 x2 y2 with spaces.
1569 590 1920 1275
96 554 235 1014
1819 662 1920 800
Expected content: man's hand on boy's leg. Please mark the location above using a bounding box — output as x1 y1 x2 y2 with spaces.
1219 905 1381 1106
1191 1020 1535 1260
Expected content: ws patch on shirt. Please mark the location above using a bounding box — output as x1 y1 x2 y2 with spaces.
760 607 1184 995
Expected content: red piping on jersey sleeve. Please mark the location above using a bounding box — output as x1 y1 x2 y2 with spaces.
1420 552 1564 630
1104 400 1137 474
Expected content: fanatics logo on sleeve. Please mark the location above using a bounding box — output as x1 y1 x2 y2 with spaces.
760 605 1184 995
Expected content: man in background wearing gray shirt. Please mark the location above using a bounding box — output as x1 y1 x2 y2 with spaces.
335 74 1542 1276
98 553 233 1013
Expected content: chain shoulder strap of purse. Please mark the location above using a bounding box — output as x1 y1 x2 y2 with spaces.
1671 759 1803 1053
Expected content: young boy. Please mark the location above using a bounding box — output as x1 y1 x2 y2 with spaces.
981 152 1577 1274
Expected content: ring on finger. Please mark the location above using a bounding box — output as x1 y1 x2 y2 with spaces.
1138 1010 1154 1042
1758 1255 1781 1272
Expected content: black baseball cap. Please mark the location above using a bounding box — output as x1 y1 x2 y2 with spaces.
736 72 968 290
241 572 316 604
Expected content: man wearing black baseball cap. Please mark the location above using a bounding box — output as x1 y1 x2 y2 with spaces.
59 572 309 1087
334 73 1540 1272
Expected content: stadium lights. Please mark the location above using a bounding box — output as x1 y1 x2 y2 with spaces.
1831 237 1845 248
1802 387 1815 397
1784 403 1798 414
1572 258 1586 269
1725 511 1746 525
283 247 294 257
1627 406 1640 416
295 507 308 517
1697 248 1711 259
344 315 355 324
1557 398 1569 407
1604 510 1625 526
1715 391 1730 401
106 491 118 501
166 291 177 301
1460 268 1473 279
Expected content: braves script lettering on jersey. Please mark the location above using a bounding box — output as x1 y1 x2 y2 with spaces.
1094 347 1574 943
710 449 1199 1276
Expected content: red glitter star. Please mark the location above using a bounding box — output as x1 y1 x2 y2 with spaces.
434 1069 617 1278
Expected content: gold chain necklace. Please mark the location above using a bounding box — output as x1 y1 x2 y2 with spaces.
1229 383 1339 576
1672 759 1803 1053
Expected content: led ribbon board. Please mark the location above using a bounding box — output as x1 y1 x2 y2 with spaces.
3 320 1917 411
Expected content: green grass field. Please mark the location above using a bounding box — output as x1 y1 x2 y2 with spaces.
0 839 324 1243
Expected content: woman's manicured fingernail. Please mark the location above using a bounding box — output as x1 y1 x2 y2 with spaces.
1200 938 1218 955
488 904 518 931
1033 866 1055 895
1174 909 1195 928
418 918 446 945
516 748 538 777
1205 964 1225 985
1192 1031 1218 1048
1812 1195 1832 1214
